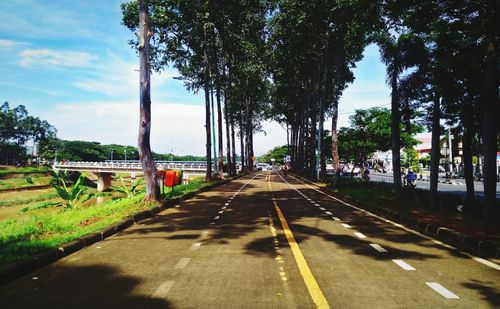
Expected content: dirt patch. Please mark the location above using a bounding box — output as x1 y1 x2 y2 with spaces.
79 218 101 227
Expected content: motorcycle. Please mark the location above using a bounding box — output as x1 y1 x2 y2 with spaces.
362 170 370 181
405 172 417 188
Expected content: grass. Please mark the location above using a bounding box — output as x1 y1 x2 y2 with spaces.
0 176 52 191
0 166 51 178
162 176 208 198
0 176 212 269
0 194 153 267
0 192 59 208
327 177 500 238
18 201 62 214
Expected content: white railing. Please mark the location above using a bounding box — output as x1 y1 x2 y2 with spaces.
53 161 208 173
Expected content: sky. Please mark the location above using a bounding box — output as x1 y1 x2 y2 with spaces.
0 0 392 157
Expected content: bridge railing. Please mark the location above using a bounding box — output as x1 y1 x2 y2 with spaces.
53 161 209 172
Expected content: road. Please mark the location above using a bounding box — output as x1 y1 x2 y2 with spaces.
369 172 500 200
1 172 499 308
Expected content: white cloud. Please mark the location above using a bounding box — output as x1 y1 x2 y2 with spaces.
0 81 58 96
73 53 177 99
18 48 96 67
36 100 208 156
32 97 288 157
253 121 288 156
0 39 26 50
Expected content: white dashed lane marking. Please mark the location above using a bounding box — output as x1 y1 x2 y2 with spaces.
190 242 202 250
354 232 366 239
392 259 415 271
174 258 191 270
325 211 333 215
332 217 341 222
426 282 459 299
152 280 175 298
213 216 220 220
319 207 326 210
370 244 388 252
341 223 351 229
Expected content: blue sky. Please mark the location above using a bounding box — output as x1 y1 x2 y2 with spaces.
0 0 391 156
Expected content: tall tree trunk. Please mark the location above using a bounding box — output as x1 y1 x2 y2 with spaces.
224 88 232 176
202 27 212 182
481 32 499 225
310 99 317 178
216 81 224 178
429 93 441 208
230 113 237 175
245 98 254 171
390 74 402 189
210 88 217 174
462 123 475 210
239 110 245 172
331 99 340 170
204 83 212 182
137 0 159 201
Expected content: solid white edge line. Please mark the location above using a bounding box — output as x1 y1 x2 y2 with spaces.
286 174 500 271
426 282 459 299
392 259 416 271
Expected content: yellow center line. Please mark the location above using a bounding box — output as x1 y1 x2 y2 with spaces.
268 173 331 309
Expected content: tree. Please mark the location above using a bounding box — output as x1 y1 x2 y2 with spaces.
0 102 56 164
268 0 382 178
374 32 425 189
259 145 289 165
335 107 422 163
137 0 159 201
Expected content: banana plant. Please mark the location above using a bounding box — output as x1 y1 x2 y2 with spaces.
111 177 144 198
51 171 91 208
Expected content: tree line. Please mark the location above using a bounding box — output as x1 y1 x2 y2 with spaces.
0 102 205 164
123 0 498 222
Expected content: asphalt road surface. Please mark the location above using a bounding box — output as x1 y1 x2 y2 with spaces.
1 172 499 308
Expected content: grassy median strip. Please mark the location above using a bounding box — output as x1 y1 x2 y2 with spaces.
0 166 50 178
0 177 212 269
0 192 59 208
0 176 52 191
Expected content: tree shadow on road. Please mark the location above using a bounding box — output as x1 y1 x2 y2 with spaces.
0 263 171 309
461 279 500 307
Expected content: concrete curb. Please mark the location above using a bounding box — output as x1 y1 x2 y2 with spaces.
294 174 500 260
0 173 248 286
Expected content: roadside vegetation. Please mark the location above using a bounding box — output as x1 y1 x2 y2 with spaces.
0 166 50 178
327 177 499 239
0 175 52 191
0 167 214 269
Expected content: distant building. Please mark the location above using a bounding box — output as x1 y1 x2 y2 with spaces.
415 134 432 159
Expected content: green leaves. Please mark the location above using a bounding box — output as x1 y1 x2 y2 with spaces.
111 177 144 198
50 171 90 209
